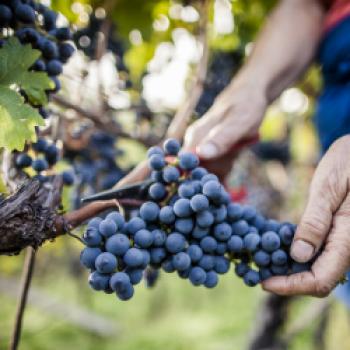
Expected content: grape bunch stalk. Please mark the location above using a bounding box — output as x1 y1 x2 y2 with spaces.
0 0 75 119
80 139 311 301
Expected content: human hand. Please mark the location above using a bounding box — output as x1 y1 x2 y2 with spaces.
183 78 267 179
263 135 350 297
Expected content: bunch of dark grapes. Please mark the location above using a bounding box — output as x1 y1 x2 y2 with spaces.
195 50 242 117
64 131 127 208
15 137 74 185
0 0 75 119
79 139 310 301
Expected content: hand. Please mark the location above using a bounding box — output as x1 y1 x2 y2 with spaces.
263 135 350 297
183 78 267 179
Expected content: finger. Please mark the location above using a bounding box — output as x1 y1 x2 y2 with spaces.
291 147 348 263
114 160 149 189
196 116 251 159
264 194 350 296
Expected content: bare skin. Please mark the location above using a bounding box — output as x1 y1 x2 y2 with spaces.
185 0 350 296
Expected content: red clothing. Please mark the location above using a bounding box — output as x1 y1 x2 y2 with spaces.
324 0 350 32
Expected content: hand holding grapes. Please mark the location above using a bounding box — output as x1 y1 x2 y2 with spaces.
183 76 267 179
263 135 350 296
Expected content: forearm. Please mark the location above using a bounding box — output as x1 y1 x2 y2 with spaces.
235 0 326 103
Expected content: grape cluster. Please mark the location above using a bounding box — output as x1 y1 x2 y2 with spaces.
80 139 310 301
15 137 74 185
65 131 127 208
0 0 75 118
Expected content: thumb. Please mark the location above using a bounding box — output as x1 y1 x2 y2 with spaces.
291 148 347 263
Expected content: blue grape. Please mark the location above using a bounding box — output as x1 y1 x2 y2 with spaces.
173 198 192 217
152 229 166 247
106 234 130 256
16 153 32 168
291 262 310 274
196 210 214 228
47 59 62 75
99 219 117 238
261 231 281 252
271 264 289 275
198 255 215 271
109 272 130 292
279 224 294 245
151 170 163 182
163 166 180 183
227 203 244 221
173 252 191 271
179 152 199 170
192 225 209 239
125 268 143 285
139 202 160 222
126 217 146 235
89 271 110 291
253 250 271 267
159 206 175 224
134 229 154 248
264 219 282 232
162 259 175 273
244 233 261 252
189 267 207 286
106 212 125 230
95 252 117 273
32 158 49 172
191 167 208 180
15 4 36 23
200 236 218 253
80 247 102 269
216 242 227 255
0 5 12 24
149 182 167 200
149 154 165 170
175 218 194 235
117 284 135 300
187 244 203 262
212 205 227 223
259 268 273 281
140 250 151 267
231 220 250 236
83 227 102 247
164 138 180 155
123 248 144 267
200 174 219 185
214 256 230 274
202 180 221 200
165 233 186 253
271 249 288 266
87 217 103 229
150 248 167 264
243 269 260 287
204 271 218 288
62 171 74 185
242 205 257 221
147 146 164 158
235 263 250 277
178 268 191 279
190 194 209 212
178 183 195 198
227 236 244 253
213 223 232 241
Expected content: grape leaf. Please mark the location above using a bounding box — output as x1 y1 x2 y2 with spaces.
0 37 52 150
0 87 44 151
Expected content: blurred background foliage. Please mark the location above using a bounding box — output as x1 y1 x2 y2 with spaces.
1 0 349 349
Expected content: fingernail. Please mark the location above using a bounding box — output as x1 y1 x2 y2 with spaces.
197 143 218 159
291 240 314 263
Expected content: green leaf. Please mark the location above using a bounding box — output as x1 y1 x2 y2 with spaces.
0 37 53 105
0 37 52 150
0 86 44 151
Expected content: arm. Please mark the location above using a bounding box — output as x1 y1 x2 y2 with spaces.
184 0 326 162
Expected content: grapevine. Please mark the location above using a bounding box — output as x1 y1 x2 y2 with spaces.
79 139 310 301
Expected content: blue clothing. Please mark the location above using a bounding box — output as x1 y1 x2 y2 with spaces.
315 16 350 153
316 16 350 304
